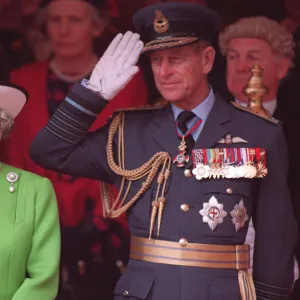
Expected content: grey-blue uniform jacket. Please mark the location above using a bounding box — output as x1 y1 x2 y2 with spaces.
30 83 297 300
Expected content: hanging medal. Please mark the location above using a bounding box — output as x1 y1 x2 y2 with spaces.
173 136 189 167
173 118 202 168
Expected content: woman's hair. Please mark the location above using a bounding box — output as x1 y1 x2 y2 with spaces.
26 2 109 61
0 109 14 140
219 16 295 61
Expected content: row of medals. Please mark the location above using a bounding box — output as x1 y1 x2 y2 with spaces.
191 161 266 180
174 139 267 179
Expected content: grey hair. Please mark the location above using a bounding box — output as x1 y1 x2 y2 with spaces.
0 109 14 140
36 2 109 27
219 16 295 61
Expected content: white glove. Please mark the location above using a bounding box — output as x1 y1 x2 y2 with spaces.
88 31 144 100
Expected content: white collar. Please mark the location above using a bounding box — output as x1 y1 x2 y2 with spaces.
234 98 277 116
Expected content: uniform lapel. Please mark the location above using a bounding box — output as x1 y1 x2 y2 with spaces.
194 94 231 149
152 104 180 158
151 96 232 160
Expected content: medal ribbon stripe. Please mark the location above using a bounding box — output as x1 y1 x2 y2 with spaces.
175 118 202 138
191 148 268 179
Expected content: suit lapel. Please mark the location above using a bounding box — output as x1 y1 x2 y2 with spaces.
194 94 231 148
152 104 180 158
185 95 231 168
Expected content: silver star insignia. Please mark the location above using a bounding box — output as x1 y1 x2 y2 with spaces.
230 200 249 232
199 196 228 231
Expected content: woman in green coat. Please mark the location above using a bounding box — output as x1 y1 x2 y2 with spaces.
0 82 60 300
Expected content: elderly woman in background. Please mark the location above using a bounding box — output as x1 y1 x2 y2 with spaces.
1 0 148 299
0 82 60 300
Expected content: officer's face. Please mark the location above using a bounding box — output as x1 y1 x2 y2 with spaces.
149 44 215 105
226 38 290 102
46 0 103 59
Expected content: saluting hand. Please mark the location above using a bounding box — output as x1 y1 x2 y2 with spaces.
89 31 144 101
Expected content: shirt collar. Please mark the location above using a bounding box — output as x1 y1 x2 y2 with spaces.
234 98 277 116
171 87 215 121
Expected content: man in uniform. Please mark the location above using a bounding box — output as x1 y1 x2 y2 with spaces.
29 2 297 299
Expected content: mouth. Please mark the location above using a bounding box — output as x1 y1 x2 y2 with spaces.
160 83 179 87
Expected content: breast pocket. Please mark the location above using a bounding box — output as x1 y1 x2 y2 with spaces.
114 268 156 300
195 179 254 235
200 179 253 213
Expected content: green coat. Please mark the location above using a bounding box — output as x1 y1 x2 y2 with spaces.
0 163 60 300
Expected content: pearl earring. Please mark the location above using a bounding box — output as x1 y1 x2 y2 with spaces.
6 172 19 193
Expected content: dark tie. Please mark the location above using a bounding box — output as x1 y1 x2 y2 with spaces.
176 111 196 153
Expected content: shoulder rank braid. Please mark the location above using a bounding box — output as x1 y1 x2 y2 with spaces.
231 102 282 125
100 112 172 240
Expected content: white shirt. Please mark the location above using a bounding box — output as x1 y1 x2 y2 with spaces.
234 98 278 116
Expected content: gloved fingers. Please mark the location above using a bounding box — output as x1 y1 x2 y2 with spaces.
122 40 144 71
117 66 139 90
113 31 139 61
102 33 123 58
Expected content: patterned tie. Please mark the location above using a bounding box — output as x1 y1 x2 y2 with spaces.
176 111 196 153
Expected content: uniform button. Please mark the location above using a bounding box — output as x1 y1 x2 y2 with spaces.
226 188 233 194
180 203 190 212
124 290 129 296
179 238 188 247
184 169 192 177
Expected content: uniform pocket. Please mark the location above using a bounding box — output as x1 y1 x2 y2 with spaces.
209 277 240 300
114 268 155 300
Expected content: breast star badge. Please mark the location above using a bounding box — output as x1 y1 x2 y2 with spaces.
199 196 227 231
230 200 249 232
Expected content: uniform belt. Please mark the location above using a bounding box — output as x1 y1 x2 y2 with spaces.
130 236 250 269
130 236 256 300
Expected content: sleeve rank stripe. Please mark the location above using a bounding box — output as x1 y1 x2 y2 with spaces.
52 114 87 133
53 108 92 133
256 288 290 297
58 101 96 126
65 97 98 117
57 107 90 129
254 281 291 292
45 125 78 144
71 82 107 112
47 119 83 140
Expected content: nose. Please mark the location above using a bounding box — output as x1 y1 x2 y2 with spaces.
58 19 70 36
158 59 172 78
235 58 251 72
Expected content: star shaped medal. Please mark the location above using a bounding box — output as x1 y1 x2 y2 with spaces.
199 196 228 231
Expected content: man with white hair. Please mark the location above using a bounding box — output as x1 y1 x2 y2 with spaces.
218 15 299 285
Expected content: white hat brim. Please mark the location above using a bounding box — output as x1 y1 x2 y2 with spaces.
0 83 28 118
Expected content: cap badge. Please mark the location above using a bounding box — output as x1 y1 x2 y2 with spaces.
153 10 169 33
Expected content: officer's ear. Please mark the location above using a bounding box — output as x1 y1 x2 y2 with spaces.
276 55 291 80
200 45 216 75
92 17 106 37
90 7 107 37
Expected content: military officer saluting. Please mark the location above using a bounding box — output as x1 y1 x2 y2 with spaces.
30 2 297 300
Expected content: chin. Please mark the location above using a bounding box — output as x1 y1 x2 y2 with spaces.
53 48 80 58
159 90 182 103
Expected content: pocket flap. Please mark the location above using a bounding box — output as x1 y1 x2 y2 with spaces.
201 179 252 197
114 269 155 299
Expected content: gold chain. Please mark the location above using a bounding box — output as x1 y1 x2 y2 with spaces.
100 112 171 239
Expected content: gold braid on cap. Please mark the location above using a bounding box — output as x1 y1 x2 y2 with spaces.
100 112 172 239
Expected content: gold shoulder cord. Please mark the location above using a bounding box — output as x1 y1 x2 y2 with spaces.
100 112 172 239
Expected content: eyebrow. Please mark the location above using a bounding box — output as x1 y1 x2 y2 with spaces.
227 48 261 55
